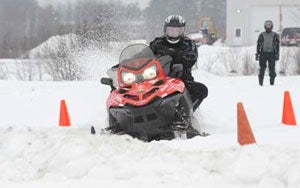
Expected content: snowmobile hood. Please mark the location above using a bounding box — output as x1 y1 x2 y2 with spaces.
106 77 185 108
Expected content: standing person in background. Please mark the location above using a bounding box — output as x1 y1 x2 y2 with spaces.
256 20 280 86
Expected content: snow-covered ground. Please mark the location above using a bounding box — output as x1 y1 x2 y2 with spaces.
1 65 300 187
1 36 300 187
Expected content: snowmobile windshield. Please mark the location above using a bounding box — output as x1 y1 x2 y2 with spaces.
119 44 156 68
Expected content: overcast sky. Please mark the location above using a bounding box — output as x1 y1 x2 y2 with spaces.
36 0 150 9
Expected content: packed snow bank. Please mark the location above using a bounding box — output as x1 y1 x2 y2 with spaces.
197 45 300 76
1 71 300 187
2 129 300 188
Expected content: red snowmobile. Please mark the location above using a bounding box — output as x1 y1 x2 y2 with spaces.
101 44 201 141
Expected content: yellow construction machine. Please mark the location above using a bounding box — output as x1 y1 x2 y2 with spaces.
197 17 219 45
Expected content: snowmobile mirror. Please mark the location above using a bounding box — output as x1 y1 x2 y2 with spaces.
101 77 116 91
170 64 183 78
101 77 113 85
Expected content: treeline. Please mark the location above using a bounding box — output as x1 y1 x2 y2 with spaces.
0 0 226 59
0 0 142 58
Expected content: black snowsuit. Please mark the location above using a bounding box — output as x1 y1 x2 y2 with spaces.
150 36 208 111
256 31 280 85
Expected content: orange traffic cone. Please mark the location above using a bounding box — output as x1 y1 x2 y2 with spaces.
237 102 256 146
59 100 71 127
282 91 297 126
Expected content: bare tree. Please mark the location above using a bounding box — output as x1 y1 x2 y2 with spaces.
0 62 8 80
243 50 257 75
0 0 143 58
15 59 36 81
37 36 86 81
296 48 300 74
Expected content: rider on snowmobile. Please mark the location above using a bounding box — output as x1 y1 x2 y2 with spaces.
150 14 208 111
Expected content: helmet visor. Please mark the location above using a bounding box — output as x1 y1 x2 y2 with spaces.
165 26 185 38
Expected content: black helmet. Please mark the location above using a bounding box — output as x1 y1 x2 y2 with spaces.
264 20 273 32
164 14 186 44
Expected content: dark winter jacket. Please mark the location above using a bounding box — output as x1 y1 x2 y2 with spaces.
150 36 198 81
257 31 280 55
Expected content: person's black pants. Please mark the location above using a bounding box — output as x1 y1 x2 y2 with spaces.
184 80 208 112
259 52 276 85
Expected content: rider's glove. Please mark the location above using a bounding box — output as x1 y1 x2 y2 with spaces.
255 53 260 61
183 53 197 61
275 54 280 61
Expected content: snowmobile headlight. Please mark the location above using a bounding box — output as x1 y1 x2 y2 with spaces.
143 65 157 80
122 72 136 84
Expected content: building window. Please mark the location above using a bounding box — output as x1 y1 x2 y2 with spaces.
235 28 242 38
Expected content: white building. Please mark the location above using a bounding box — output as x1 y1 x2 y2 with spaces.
226 0 300 46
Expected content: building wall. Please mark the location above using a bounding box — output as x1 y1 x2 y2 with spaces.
226 0 300 46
